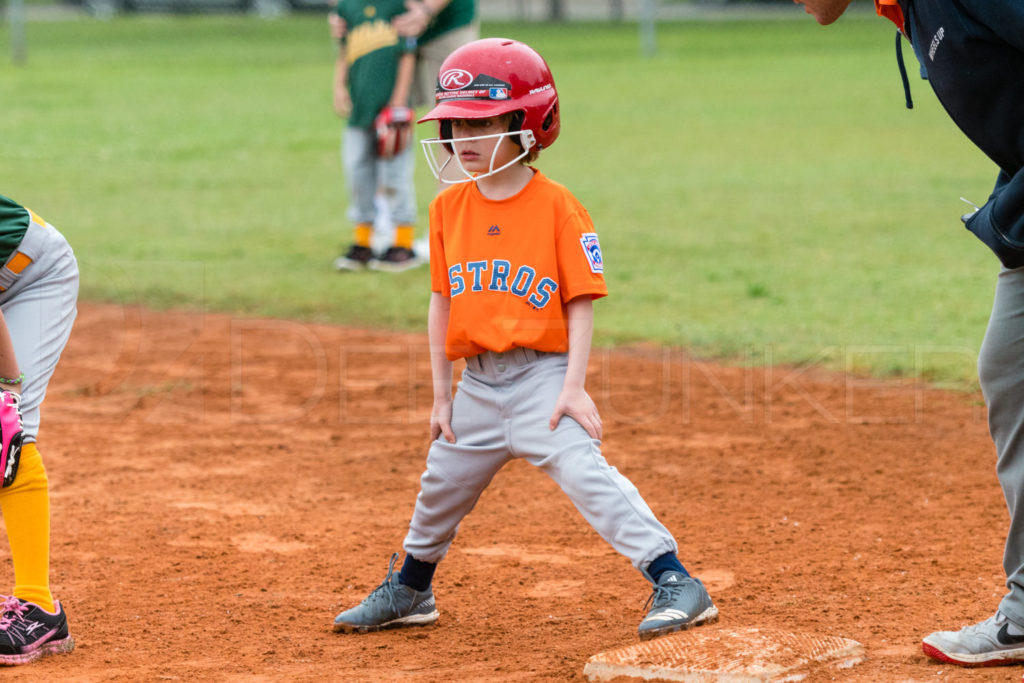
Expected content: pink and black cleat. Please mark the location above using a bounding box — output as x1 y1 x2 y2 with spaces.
0 596 74 665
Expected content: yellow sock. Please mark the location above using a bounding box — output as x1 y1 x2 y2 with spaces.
394 225 415 250
354 224 373 248
0 443 53 611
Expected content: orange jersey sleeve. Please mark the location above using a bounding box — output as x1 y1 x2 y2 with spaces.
874 0 905 31
428 170 608 360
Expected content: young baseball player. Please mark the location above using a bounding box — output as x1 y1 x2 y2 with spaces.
332 0 423 272
333 38 718 641
0 194 77 665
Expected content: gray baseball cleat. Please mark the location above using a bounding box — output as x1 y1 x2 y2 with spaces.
638 570 718 640
923 611 1024 666
333 553 439 634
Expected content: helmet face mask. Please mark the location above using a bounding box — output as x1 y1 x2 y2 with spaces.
418 38 560 184
422 127 536 184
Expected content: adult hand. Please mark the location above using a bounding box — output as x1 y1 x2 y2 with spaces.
393 0 433 37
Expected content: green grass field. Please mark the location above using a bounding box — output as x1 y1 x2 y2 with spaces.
0 14 999 385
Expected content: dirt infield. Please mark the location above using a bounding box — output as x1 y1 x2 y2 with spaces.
2 302 1014 681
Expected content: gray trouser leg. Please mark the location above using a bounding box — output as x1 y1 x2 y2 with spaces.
979 266 1024 623
342 126 417 234
0 221 78 442
342 126 377 226
377 144 416 228
403 372 514 563
403 353 677 569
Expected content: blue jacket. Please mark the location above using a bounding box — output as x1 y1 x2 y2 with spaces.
899 0 1024 267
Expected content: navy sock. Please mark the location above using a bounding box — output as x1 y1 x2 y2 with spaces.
398 555 436 592
647 552 689 583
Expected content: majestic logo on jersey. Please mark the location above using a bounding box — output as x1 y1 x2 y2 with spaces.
448 260 558 310
487 225 501 236
580 233 603 273
439 69 473 90
436 73 514 102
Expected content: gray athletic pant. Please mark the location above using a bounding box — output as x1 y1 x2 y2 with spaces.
403 349 678 570
979 266 1024 624
0 218 78 443
341 126 417 228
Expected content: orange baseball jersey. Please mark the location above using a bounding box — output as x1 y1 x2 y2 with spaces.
429 170 608 360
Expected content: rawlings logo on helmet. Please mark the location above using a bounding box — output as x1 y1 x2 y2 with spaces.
439 69 473 90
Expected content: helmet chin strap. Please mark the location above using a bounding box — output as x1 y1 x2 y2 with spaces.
421 130 537 184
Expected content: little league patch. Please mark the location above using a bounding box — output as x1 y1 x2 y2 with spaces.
580 233 603 273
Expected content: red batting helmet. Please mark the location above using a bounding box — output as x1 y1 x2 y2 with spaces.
418 38 561 153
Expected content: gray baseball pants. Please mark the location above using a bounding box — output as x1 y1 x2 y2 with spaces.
403 349 678 570
342 126 417 229
0 218 78 442
979 266 1024 624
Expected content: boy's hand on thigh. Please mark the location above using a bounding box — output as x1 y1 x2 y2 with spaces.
549 387 602 440
334 89 352 118
431 398 456 443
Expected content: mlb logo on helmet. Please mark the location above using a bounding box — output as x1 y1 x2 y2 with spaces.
489 88 509 100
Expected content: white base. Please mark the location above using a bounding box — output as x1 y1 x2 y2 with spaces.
584 627 864 683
